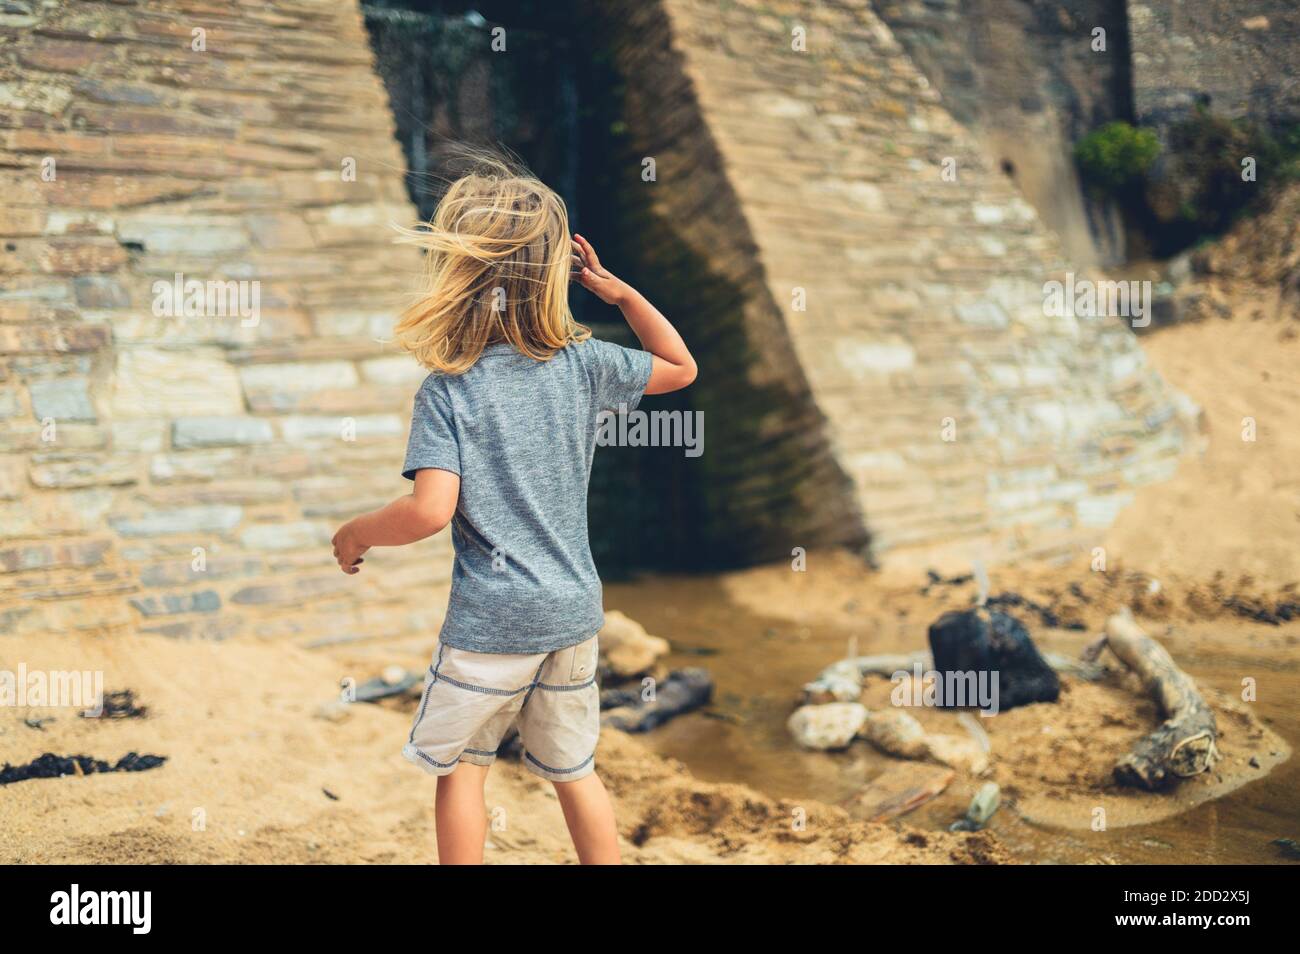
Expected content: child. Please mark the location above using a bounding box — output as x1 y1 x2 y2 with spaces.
330 157 696 865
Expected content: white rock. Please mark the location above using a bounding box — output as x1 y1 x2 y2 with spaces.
802 660 863 704
861 709 929 758
598 610 670 678
787 703 869 751
314 701 351 723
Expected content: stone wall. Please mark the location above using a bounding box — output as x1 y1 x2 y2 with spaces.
595 0 1192 570
870 0 1133 265
0 0 450 643
1130 1 1300 134
0 0 1198 648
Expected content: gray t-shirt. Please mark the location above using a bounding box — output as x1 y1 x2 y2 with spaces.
402 337 654 653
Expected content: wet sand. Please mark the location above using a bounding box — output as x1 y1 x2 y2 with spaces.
609 568 1297 864
3 316 1296 865
609 314 1300 865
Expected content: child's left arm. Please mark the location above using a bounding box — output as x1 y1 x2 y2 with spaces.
331 468 460 574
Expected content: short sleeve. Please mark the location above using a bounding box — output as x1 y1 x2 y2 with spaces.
588 338 654 413
402 379 461 480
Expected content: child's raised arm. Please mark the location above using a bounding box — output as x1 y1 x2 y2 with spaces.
572 233 697 395
332 468 459 573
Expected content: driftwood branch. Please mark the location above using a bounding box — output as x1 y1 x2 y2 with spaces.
1102 609 1218 790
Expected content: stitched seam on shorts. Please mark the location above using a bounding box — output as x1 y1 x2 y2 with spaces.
436 670 595 694
408 647 594 751
407 643 444 744
413 747 460 770
435 670 534 697
524 750 594 775
407 744 495 767
535 676 596 691
518 659 548 710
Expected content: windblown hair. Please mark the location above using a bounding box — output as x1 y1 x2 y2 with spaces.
394 153 589 374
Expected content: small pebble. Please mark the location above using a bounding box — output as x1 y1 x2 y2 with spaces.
314 700 351 723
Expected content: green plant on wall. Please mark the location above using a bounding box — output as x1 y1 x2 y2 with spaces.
1160 107 1300 235
1074 121 1161 193
1076 111 1300 255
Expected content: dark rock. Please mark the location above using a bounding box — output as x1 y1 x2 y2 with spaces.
494 728 523 760
353 670 421 703
1272 838 1300 860
600 668 713 732
927 607 1060 711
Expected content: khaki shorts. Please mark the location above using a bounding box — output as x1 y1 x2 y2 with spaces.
401 634 600 783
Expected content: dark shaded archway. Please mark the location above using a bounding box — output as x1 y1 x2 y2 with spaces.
361 0 719 575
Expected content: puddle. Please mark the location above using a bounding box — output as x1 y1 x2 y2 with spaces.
606 574 1300 864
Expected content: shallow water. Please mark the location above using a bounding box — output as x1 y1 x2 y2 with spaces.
605 574 1300 865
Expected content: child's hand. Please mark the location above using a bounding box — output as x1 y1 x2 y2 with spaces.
332 523 370 575
571 233 627 305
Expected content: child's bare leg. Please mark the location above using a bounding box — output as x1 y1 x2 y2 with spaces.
435 762 490 864
552 772 621 864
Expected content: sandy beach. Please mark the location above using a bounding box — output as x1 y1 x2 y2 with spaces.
0 627 1004 865
3 308 1297 865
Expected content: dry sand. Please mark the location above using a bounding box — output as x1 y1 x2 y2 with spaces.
0 630 1003 864
3 308 1296 866
1108 315 1300 585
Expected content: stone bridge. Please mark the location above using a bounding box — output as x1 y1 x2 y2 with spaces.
0 0 1190 646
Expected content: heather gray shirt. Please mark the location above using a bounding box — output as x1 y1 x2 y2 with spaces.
403 338 654 653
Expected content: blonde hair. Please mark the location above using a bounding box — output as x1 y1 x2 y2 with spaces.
394 153 589 374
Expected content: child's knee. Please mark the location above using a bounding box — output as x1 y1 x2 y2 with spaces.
549 770 600 796
439 761 490 787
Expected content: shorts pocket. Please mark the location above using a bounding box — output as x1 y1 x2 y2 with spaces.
568 635 598 682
